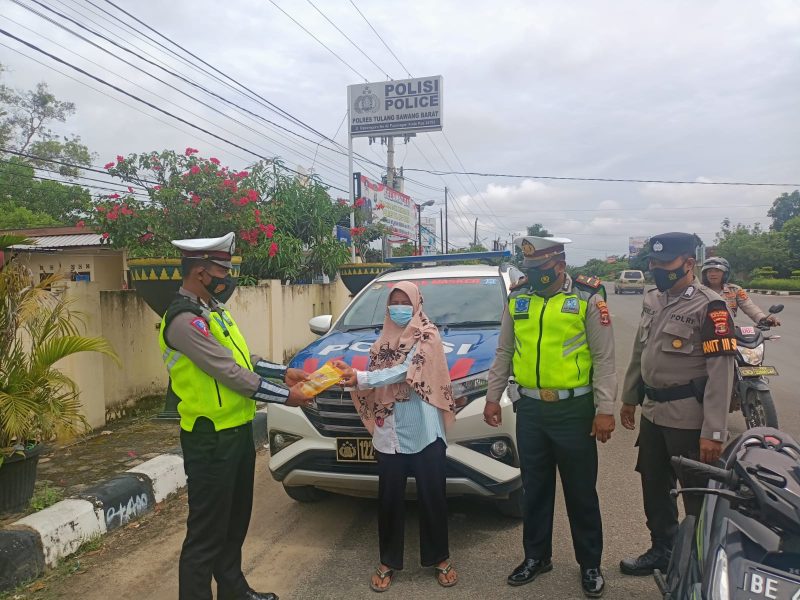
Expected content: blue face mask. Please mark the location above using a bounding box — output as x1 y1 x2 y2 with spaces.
388 304 414 326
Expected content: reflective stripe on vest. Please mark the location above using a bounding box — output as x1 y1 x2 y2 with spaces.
509 292 593 390
159 307 256 432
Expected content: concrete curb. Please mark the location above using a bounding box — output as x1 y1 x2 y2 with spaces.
0 408 269 592
746 288 800 296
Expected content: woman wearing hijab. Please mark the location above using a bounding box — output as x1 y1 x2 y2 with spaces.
334 280 457 593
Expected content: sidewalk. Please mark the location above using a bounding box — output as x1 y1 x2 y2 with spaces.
0 399 179 529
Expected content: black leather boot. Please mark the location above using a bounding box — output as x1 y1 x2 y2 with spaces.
619 545 671 576
581 567 605 598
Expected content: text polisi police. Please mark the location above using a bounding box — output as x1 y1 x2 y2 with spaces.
384 79 440 110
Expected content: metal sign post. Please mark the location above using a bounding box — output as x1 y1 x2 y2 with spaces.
347 107 356 262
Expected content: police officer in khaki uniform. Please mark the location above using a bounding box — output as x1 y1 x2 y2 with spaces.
484 236 616 598
619 232 736 576
701 256 781 325
161 233 312 600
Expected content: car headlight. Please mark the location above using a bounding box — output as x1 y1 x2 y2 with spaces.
738 345 764 366
711 547 729 600
460 436 518 467
451 371 489 412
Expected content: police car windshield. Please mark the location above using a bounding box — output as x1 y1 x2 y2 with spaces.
338 277 505 331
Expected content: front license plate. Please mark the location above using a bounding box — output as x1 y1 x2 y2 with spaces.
742 567 800 600
336 437 376 463
739 366 779 377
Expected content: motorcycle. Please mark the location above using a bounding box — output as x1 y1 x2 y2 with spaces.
654 427 800 600
733 304 783 429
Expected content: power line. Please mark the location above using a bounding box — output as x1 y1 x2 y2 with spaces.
265 0 368 82
347 0 411 77
0 28 350 194
305 0 391 80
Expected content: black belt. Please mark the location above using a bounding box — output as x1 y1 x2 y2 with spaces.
644 377 708 403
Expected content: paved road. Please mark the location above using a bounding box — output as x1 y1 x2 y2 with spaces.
31 291 798 600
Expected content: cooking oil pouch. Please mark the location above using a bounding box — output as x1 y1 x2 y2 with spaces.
299 362 344 396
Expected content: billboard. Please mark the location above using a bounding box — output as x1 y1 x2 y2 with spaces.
628 236 649 256
421 216 437 254
348 76 443 137
359 175 415 241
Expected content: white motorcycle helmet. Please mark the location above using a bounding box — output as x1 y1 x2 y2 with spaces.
701 256 731 284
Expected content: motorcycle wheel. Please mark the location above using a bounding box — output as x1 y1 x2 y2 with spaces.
743 388 779 429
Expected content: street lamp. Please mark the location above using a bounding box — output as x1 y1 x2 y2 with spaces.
416 200 435 255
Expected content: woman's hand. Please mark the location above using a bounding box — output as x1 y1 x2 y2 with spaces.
330 360 358 387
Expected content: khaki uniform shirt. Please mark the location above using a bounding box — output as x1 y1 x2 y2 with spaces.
164 288 289 400
721 283 766 322
487 274 617 415
621 281 735 441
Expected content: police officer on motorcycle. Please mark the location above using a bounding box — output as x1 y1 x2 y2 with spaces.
619 233 736 577
701 257 780 326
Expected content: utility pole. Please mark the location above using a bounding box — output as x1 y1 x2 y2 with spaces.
381 136 395 260
440 208 444 253
444 186 449 253
473 218 478 247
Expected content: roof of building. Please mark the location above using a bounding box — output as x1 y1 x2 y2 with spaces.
2 227 106 251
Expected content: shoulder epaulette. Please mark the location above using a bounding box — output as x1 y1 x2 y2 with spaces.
575 274 602 289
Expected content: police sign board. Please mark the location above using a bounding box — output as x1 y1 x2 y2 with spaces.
348 76 443 137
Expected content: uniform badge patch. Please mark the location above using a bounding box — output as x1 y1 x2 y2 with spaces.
562 297 579 314
672 339 683 349
683 286 695 298
190 317 210 337
514 297 531 314
709 309 730 335
596 300 611 326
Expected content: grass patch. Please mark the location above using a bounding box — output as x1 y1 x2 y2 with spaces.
748 278 800 291
29 483 64 511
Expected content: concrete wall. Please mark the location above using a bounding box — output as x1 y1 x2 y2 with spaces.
15 250 124 290
60 279 352 429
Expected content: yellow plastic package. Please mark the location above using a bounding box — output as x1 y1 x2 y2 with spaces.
299 362 345 396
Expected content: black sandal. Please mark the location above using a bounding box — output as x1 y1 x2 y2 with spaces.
370 567 394 593
435 562 458 588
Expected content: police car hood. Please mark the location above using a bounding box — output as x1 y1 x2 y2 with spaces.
290 327 499 380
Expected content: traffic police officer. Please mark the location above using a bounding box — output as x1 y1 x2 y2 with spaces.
701 256 781 325
160 233 312 600
484 236 617 598
620 232 735 576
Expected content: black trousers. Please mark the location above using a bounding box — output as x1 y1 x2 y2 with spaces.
375 438 450 570
179 419 255 600
516 393 603 568
636 416 707 547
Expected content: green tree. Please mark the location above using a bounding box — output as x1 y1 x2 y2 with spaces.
0 67 93 176
715 219 793 279
781 215 800 261
629 245 650 271
526 223 551 236
0 158 91 226
767 190 800 231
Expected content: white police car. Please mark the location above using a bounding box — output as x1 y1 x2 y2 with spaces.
267 253 524 517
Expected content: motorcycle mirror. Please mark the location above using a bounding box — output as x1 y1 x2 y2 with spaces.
768 304 784 314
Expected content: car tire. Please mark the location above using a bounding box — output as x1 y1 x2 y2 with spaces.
283 484 329 503
494 488 524 518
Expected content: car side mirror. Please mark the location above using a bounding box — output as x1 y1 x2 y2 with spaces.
768 304 784 314
309 315 333 336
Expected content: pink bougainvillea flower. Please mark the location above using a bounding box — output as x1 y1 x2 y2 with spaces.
265 223 276 239
236 170 249 179
101 232 109 239
185 147 199 156
246 189 258 202
139 232 154 243
120 206 133 216
354 198 365 208
116 155 124 163
76 220 85 228
268 242 278 258
253 208 261 219
209 157 220 165
104 161 115 170
153 185 161 191
96 205 106 213
127 186 134 193
109 193 120 199
191 193 201 205
190 165 201 175
107 211 118 221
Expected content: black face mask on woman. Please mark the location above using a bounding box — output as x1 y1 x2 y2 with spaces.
651 261 688 292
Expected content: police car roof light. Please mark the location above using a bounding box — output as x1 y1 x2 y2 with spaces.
385 250 511 265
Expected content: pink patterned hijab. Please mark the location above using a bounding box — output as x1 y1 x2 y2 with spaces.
351 281 455 434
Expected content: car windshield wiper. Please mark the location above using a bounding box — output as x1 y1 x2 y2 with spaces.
439 320 501 328
341 324 383 332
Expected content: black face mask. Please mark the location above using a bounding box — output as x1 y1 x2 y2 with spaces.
524 266 558 291
203 273 236 301
652 261 688 292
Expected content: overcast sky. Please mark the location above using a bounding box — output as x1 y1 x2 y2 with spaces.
2 0 799 264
